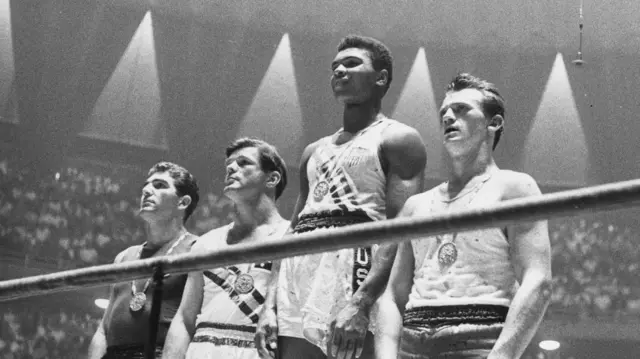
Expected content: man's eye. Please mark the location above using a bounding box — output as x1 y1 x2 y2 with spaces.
344 61 359 68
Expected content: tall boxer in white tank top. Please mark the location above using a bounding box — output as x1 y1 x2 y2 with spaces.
255 35 427 359
375 74 552 359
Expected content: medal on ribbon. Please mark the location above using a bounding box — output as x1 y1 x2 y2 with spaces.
129 292 147 312
437 242 458 266
313 181 329 202
129 233 188 313
234 273 255 294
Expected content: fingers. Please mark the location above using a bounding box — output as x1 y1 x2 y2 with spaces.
332 329 367 359
354 335 364 359
267 331 278 358
255 334 269 359
267 340 278 351
329 329 341 358
256 340 276 358
337 338 355 359
256 326 277 359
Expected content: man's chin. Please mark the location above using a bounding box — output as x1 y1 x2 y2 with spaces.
334 93 355 104
223 186 241 198
138 207 153 215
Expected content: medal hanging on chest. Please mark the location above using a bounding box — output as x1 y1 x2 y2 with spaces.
129 233 188 312
437 242 458 266
313 181 330 202
434 173 493 268
129 291 147 312
234 273 255 294
436 233 459 267
312 123 380 203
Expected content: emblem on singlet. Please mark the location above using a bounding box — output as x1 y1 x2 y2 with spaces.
129 292 146 312
313 181 330 201
437 242 458 266
436 232 459 267
234 273 255 294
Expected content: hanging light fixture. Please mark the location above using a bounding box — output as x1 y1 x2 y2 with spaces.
572 0 586 66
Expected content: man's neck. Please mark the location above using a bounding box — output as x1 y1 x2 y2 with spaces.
447 147 497 194
342 100 382 133
230 195 283 234
145 217 187 250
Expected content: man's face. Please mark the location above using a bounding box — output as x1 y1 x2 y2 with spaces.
439 88 490 153
139 172 182 220
224 146 269 201
330 47 379 104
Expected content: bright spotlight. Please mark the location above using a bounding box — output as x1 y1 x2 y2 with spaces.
539 340 560 351
94 298 109 309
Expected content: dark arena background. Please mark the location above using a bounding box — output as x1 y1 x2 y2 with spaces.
1 0 640 358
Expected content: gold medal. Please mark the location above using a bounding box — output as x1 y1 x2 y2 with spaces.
129 292 147 312
129 233 188 313
234 273 255 294
313 181 329 201
437 242 458 266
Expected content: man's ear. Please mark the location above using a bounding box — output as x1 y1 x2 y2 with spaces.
266 171 281 189
178 195 192 210
376 69 389 88
488 114 504 134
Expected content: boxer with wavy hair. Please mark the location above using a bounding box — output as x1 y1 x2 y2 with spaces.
162 138 289 359
375 73 552 359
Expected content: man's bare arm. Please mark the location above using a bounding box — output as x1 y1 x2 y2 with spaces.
256 142 316 359
488 174 552 359
330 124 426 359
87 305 110 359
348 124 426 316
88 250 128 359
161 271 204 359
374 240 415 359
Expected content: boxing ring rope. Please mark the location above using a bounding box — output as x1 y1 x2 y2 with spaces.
2 179 640 359
2 178 640 301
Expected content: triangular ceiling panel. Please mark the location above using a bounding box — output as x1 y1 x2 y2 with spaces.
524 53 588 186
82 11 166 149
237 33 303 167
392 47 443 180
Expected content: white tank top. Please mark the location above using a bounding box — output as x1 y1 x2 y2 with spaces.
300 118 394 221
193 221 290 330
406 172 517 309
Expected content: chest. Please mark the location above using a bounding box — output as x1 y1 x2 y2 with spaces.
411 183 508 268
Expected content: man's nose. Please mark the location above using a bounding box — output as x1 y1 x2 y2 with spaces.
442 109 455 126
333 65 347 79
226 162 237 175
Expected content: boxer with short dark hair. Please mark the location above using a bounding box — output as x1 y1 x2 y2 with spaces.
255 35 427 359
88 162 199 359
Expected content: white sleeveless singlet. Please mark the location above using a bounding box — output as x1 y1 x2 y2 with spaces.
407 171 518 310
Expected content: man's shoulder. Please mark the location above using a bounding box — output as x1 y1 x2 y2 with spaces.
301 138 327 160
381 118 420 139
193 224 232 251
380 119 425 153
379 118 427 169
114 245 139 263
495 169 541 200
404 188 439 212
